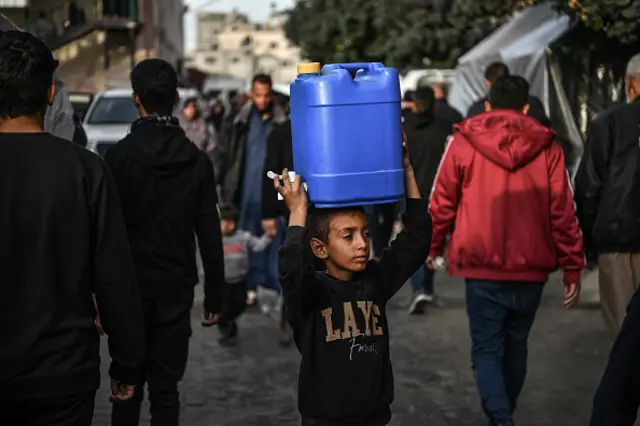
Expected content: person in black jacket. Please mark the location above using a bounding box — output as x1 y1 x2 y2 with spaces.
466 62 551 127
274 132 431 426
0 30 145 423
433 82 463 126
103 59 225 426
404 86 451 314
401 90 416 123
262 119 293 230
575 53 640 344
221 75 287 308
261 119 296 346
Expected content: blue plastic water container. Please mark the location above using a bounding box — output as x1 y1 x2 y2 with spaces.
290 62 403 208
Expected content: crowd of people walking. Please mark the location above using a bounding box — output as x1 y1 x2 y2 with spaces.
4 13 640 426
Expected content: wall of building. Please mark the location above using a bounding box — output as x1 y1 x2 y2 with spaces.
186 10 301 85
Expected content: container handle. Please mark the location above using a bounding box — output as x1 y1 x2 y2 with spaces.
330 62 383 71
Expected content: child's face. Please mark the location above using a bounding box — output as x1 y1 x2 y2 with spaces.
221 219 236 235
311 211 370 278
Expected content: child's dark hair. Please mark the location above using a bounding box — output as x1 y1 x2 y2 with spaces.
306 206 366 243
183 96 201 118
130 58 178 116
0 30 58 119
219 205 239 222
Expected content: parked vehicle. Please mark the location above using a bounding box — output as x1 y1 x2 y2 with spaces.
84 86 205 156
83 88 138 157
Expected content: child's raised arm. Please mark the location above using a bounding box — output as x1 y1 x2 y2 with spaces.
375 134 432 300
246 233 272 253
274 169 319 322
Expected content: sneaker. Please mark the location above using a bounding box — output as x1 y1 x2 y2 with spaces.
246 290 258 307
408 292 430 315
218 334 238 347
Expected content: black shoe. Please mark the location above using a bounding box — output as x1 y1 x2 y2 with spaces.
218 334 238 347
279 323 294 347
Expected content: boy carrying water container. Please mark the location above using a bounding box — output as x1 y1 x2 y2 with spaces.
273 134 431 426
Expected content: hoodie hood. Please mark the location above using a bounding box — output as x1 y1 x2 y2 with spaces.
121 116 200 176
456 110 556 171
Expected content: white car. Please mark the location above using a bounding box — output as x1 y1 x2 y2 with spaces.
83 88 137 156
84 87 205 156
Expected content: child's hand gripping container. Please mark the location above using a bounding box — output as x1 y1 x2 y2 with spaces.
289 62 404 208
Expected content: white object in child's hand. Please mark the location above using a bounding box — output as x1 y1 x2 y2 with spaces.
433 257 445 269
267 170 308 200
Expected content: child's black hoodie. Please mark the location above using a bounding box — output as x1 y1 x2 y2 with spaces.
279 198 431 426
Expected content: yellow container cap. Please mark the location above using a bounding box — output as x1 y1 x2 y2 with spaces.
297 62 321 74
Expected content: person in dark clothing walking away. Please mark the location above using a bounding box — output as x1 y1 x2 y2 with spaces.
466 62 551 127
0 30 145 425
218 205 272 347
433 82 463 127
274 132 431 426
103 58 225 426
262 119 296 346
0 13 77 141
429 76 583 426
221 74 287 309
575 53 640 343
591 284 640 426
403 86 451 314
401 90 417 122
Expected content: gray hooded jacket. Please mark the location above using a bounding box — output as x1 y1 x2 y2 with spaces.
0 13 75 141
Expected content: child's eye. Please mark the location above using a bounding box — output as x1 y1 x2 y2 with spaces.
344 235 353 241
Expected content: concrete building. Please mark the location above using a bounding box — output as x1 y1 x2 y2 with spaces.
0 0 185 93
186 9 301 85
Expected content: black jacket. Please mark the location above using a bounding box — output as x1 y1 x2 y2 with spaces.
574 99 640 257
591 284 640 426
0 132 144 400
279 199 431 426
403 112 451 198
220 101 287 207
262 120 293 220
467 95 551 127
104 117 225 313
435 99 463 127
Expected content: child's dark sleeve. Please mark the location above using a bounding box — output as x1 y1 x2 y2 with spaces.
591 287 640 426
375 198 431 300
279 226 319 324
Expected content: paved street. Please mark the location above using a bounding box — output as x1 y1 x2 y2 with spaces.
94 271 608 425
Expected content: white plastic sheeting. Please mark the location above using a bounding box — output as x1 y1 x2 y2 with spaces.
448 2 570 117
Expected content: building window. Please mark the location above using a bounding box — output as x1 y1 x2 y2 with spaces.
282 60 290 67
205 57 217 64
231 25 238 31
269 42 278 49
232 57 239 63
211 44 218 51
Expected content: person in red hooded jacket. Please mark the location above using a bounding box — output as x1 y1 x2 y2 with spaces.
427 75 584 426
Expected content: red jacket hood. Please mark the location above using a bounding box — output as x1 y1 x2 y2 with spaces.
455 110 556 171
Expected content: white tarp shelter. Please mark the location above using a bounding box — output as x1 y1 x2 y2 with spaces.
449 2 569 114
448 2 585 173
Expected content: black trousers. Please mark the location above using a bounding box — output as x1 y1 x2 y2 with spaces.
218 280 247 338
0 392 95 426
112 299 193 426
